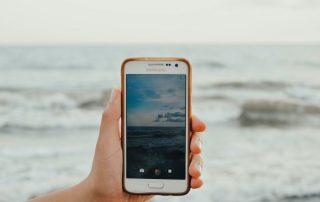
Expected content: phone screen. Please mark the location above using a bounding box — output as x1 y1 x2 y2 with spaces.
126 74 186 180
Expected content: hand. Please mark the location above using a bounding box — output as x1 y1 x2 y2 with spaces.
30 88 206 202
84 87 206 202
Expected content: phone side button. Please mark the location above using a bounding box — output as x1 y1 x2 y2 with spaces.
148 182 164 189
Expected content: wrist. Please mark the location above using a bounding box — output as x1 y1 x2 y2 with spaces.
69 178 97 202
76 177 121 202
77 177 151 202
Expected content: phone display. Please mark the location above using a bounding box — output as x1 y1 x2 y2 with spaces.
126 74 186 179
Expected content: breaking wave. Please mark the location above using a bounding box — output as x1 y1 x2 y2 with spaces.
0 89 112 132
239 100 320 127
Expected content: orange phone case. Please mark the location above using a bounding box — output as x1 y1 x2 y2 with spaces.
121 57 192 195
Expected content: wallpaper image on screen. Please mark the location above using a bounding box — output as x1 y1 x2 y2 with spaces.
126 74 186 179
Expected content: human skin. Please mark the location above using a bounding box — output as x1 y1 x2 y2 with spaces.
30 88 206 202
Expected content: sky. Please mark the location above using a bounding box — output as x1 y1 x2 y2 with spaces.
0 0 320 44
126 74 186 127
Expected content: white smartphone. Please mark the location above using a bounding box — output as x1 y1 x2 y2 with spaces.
121 58 192 195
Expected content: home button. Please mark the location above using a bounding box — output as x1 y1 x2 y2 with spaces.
148 182 164 189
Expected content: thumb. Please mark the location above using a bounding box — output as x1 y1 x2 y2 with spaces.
96 88 121 156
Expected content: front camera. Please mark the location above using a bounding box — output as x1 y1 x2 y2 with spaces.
175 64 178 67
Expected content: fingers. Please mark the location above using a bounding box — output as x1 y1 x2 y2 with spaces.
191 178 203 189
190 116 205 189
191 115 206 132
189 155 203 179
190 133 202 154
96 88 121 155
189 154 204 189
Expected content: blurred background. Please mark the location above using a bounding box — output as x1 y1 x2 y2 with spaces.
1 0 320 201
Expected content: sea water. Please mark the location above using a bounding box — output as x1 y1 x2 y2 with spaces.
0 45 320 202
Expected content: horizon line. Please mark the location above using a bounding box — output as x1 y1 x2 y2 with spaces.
1 41 320 47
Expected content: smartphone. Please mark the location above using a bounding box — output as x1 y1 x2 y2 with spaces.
121 58 192 195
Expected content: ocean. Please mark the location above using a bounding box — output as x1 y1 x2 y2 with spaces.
126 126 186 179
0 44 320 202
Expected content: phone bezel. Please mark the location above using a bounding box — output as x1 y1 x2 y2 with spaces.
121 58 192 195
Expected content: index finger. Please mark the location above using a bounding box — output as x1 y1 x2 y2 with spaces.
191 115 206 132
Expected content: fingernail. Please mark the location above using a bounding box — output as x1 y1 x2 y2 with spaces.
109 88 117 103
198 140 202 151
197 164 202 173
